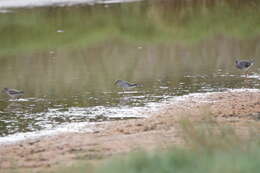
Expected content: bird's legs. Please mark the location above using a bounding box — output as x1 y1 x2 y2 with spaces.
245 69 249 78
244 70 251 87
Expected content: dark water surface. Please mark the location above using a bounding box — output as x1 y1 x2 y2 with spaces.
0 0 260 140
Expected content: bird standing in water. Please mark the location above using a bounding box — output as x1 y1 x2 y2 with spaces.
114 80 141 90
235 59 254 78
2 88 24 99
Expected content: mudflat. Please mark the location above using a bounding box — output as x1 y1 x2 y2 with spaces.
0 89 259 170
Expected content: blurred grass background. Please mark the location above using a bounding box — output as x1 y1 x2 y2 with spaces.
1 0 260 56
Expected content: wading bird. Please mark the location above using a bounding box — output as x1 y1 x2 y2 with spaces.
235 59 254 78
114 80 141 90
2 88 24 99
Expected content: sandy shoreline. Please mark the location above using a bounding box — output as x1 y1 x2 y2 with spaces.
0 89 260 170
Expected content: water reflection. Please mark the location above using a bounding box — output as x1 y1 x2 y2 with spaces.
4 102 23 112
0 0 260 137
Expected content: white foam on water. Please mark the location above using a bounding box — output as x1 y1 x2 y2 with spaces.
0 88 259 145
0 0 141 9
36 105 149 119
0 122 94 145
7 97 44 102
118 90 140 94
249 73 260 80
0 103 152 145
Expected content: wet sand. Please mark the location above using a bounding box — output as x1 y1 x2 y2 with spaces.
0 89 260 170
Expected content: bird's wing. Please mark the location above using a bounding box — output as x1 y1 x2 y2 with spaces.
243 61 252 68
9 89 23 94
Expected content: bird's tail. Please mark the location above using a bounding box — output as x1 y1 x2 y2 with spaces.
136 84 143 87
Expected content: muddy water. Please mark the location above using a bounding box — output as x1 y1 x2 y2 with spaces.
0 0 259 141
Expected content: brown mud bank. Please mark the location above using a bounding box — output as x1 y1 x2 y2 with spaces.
0 89 260 170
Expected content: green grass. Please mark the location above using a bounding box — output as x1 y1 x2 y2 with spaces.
97 146 260 173
97 120 260 173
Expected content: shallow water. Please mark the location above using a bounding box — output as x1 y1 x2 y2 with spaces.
0 0 260 143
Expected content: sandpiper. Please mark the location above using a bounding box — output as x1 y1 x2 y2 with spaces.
235 59 254 77
114 80 141 90
2 88 24 99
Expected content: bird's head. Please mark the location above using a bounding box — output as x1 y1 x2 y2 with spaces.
114 80 121 85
